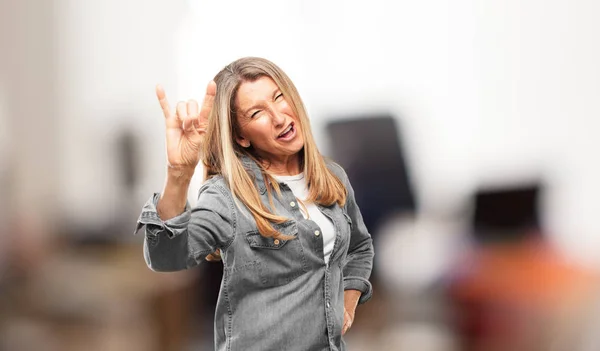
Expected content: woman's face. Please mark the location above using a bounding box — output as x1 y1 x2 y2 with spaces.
235 76 304 162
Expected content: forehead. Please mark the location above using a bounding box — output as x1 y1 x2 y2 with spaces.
235 76 279 110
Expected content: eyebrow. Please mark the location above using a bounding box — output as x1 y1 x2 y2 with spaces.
241 87 281 118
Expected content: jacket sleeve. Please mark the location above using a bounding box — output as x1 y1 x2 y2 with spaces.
134 181 236 272
335 164 375 305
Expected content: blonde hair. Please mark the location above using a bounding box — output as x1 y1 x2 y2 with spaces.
202 57 347 240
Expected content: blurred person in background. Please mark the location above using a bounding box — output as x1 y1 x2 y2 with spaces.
446 184 600 351
135 57 374 351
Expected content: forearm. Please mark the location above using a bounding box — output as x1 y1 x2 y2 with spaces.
157 167 194 220
144 227 193 271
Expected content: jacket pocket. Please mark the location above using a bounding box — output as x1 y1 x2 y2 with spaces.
245 220 309 287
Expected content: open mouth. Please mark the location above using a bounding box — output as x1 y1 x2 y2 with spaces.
277 122 295 139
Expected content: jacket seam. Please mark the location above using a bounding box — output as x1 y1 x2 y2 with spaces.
223 268 233 351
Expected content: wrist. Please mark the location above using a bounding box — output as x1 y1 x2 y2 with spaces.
158 167 193 220
166 165 195 183
344 289 361 309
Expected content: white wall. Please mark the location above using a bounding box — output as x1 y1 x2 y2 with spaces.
32 0 599 263
471 0 600 262
176 0 600 264
55 0 188 229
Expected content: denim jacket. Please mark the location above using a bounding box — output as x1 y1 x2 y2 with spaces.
135 156 374 351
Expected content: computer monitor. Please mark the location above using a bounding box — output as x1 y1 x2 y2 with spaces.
326 115 417 234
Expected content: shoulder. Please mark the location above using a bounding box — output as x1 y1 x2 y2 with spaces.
198 175 234 205
202 174 227 188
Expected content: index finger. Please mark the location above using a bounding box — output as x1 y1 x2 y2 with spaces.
198 80 217 123
155 84 172 119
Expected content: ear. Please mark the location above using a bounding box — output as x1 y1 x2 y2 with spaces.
236 135 251 148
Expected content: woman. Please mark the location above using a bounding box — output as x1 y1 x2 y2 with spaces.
136 57 374 351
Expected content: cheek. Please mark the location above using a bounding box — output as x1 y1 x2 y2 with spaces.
245 120 272 141
278 99 294 114
294 120 305 139
282 104 296 118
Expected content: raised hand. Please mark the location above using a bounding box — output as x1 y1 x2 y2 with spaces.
156 81 216 170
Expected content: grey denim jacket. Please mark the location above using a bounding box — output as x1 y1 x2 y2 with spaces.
135 156 374 351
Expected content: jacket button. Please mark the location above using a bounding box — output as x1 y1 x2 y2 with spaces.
290 201 296 207
274 239 280 245
314 230 320 236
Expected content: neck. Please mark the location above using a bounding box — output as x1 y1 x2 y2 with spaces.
259 153 302 176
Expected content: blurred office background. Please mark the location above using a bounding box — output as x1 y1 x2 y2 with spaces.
1 0 599 350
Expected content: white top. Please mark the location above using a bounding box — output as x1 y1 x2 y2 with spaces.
272 173 336 265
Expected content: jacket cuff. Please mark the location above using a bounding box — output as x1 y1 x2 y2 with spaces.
343 276 373 305
134 193 191 238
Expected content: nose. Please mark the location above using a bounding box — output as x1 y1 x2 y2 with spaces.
271 107 285 127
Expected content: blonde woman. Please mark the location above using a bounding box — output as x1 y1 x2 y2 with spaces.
136 57 374 351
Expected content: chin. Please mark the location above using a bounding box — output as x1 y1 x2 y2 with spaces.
282 148 302 157
290 142 305 155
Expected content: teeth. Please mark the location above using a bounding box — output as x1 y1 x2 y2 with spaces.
279 124 292 137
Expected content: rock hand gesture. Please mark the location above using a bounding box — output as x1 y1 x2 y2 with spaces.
155 81 216 222
156 81 216 171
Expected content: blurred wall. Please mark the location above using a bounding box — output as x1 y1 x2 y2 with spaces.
1 0 598 264
0 0 60 239
0 79 9 271
53 0 188 232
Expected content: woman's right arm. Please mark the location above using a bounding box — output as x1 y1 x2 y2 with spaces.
135 167 194 272
134 82 229 272
136 178 235 272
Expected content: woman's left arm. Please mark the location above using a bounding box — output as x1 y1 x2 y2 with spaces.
339 168 374 335
342 171 375 306
328 162 374 334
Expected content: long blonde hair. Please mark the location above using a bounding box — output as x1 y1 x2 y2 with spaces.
202 57 347 240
